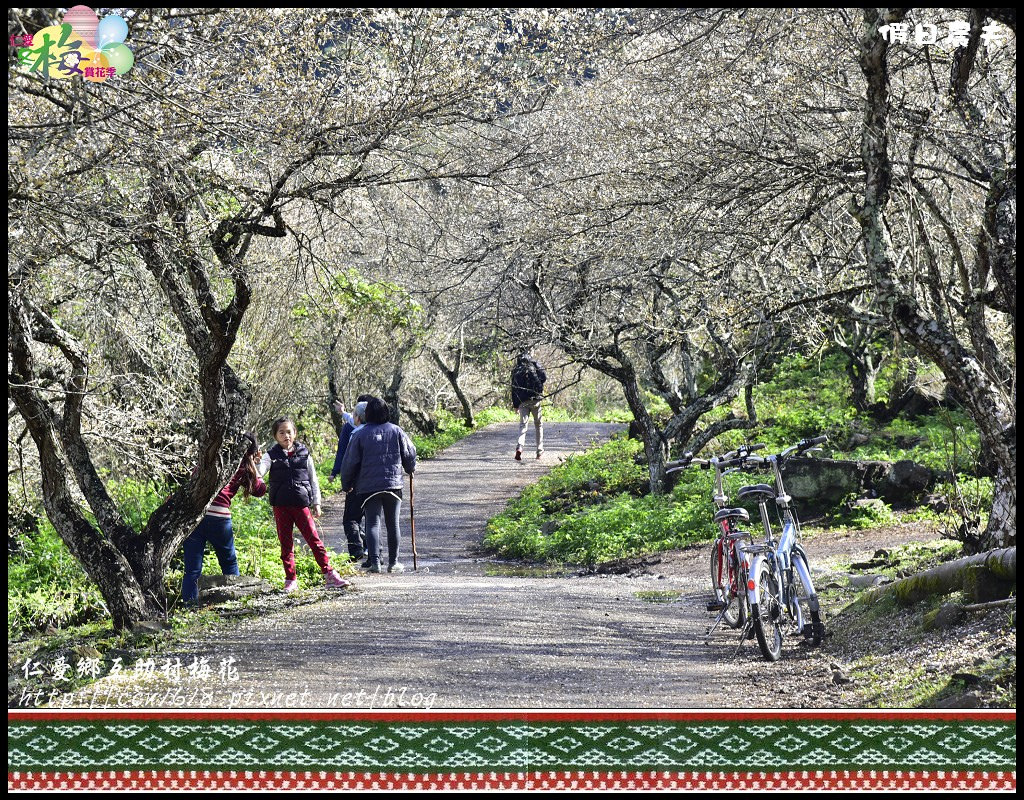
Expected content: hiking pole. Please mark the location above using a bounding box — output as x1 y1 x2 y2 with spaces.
409 472 418 571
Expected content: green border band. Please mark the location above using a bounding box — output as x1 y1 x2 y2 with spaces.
8 718 1016 773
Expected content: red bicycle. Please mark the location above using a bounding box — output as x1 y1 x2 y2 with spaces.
666 444 764 638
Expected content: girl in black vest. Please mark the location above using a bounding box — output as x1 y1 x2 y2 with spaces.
258 417 349 592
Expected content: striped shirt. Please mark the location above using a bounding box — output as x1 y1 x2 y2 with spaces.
205 465 267 519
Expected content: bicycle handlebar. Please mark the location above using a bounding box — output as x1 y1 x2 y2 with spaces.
798 435 828 451
664 440 809 475
665 443 766 473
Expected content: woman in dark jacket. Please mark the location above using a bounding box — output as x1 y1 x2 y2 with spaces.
340 397 417 573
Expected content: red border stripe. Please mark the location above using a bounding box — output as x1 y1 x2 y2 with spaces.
7 709 1016 723
7 770 1017 791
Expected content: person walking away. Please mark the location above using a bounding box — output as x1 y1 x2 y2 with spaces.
330 395 373 563
340 397 417 574
511 351 546 460
181 433 266 603
259 417 349 591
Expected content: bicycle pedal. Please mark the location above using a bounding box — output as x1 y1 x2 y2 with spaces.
706 600 727 612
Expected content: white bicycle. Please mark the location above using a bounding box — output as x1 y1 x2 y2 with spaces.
736 436 827 662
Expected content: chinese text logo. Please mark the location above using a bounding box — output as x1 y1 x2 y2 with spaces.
15 5 134 82
879 21 1007 48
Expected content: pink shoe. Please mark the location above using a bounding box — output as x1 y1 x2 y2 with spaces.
325 569 351 589
283 579 299 593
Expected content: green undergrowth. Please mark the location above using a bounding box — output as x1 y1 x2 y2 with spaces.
484 352 988 568
709 353 980 472
8 479 354 640
484 437 752 564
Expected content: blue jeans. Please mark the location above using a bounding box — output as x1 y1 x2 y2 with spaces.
182 515 239 602
362 492 401 567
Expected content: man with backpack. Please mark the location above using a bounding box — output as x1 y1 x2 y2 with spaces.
510 351 547 460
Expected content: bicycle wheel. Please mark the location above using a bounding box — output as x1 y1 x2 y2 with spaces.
751 559 783 662
791 547 824 646
710 539 745 629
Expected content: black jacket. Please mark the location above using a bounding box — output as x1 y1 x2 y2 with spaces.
267 442 315 507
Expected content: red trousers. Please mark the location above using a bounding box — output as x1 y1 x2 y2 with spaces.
273 505 331 580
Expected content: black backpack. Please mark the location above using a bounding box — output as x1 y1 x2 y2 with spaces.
512 361 544 405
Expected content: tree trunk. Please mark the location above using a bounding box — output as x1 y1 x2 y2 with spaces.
846 354 878 412
854 9 1015 551
399 400 439 435
326 331 347 436
984 460 1017 551
619 367 668 495
431 342 475 429
857 547 1015 607
10 198 263 629
383 364 404 426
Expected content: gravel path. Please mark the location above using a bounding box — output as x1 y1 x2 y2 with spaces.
71 423 942 710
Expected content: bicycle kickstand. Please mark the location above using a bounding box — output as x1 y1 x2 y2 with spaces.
703 606 730 646
731 620 753 659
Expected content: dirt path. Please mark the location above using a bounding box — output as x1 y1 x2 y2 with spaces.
72 423 940 709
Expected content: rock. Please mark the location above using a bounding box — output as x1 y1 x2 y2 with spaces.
934 692 982 709
198 575 276 604
950 672 986 686
831 670 855 686
847 574 889 588
131 620 170 636
782 458 892 511
72 645 103 661
105 648 134 665
853 498 889 515
878 460 936 503
783 455 937 508
922 603 966 631
845 433 871 449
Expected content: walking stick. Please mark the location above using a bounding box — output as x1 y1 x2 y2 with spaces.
409 472 418 571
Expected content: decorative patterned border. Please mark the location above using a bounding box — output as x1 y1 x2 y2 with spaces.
6 769 1018 791
8 711 1017 791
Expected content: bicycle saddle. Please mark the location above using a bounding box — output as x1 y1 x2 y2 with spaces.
737 483 776 501
713 507 750 523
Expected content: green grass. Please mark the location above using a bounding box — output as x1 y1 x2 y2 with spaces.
634 590 684 603
8 521 109 637
484 436 752 564
8 475 353 639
